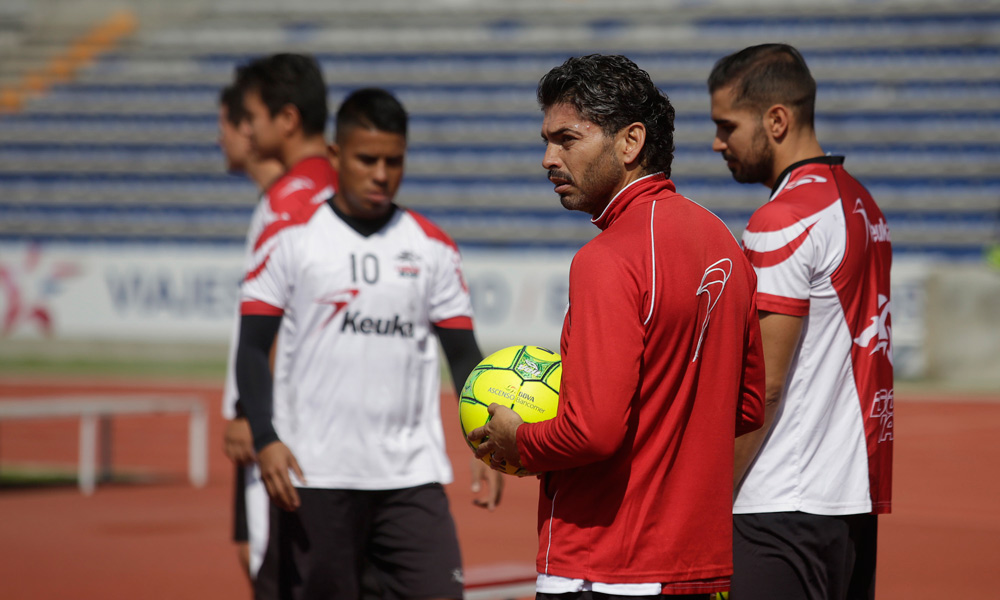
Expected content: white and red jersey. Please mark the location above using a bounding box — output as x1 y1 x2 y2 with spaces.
517 174 766 590
737 155 893 516
222 156 337 419
239 202 474 490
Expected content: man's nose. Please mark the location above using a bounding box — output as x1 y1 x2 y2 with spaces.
373 160 388 183
542 144 560 170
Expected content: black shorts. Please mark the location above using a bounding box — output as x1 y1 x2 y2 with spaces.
255 483 463 600
732 512 878 600
233 462 248 543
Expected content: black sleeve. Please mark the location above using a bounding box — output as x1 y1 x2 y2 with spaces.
236 314 282 452
434 325 484 397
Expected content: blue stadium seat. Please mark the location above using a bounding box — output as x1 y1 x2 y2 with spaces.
0 2 997 257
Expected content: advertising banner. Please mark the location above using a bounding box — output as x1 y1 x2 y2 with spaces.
0 242 571 352
0 242 927 375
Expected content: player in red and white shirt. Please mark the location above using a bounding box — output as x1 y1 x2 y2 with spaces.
216 79 286 584
710 44 893 600
219 54 338 595
472 55 765 598
237 88 500 599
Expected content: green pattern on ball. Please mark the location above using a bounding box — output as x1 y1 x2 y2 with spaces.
459 345 561 476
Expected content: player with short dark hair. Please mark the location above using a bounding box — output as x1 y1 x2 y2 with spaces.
236 87 502 600
470 54 766 599
335 87 408 139
707 43 816 138
217 78 285 586
235 53 329 140
709 43 893 600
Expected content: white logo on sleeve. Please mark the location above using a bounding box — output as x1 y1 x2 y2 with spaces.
281 176 315 196
784 174 827 190
853 293 892 365
692 258 733 362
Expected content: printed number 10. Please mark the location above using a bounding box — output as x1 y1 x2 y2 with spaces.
351 253 379 284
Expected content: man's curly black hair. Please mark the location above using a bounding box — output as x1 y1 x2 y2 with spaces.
537 54 676 178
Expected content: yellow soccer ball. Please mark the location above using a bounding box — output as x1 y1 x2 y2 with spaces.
459 345 561 476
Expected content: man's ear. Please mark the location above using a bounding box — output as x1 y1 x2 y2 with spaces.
277 103 301 138
621 122 646 168
764 104 790 142
327 142 341 171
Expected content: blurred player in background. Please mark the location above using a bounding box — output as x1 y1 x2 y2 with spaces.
221 52 338 596
236 87 502 599
470 54 765 599
217 79 284 584
708 43 893 600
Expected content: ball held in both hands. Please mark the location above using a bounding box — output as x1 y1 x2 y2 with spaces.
459 345 561 476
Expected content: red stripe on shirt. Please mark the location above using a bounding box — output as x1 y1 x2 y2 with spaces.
253 203 322 252
434 316 473 330
756 292 810 316
744 222 815 268
240 300 283 316
406 209 459 251
244 252 271 283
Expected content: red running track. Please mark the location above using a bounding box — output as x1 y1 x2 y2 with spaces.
0 378 997 599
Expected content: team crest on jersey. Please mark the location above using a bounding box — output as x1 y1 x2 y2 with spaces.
395 250 421 278
853 293 892 365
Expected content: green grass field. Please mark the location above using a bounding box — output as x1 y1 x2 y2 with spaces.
0 355 228 380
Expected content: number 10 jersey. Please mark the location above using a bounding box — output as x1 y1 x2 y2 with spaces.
240 202 475 490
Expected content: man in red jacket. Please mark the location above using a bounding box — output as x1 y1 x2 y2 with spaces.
469 54 766 599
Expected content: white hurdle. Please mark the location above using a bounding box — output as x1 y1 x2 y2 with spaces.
0 395 208 494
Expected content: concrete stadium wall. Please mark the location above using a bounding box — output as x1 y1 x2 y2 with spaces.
923 264 1000 390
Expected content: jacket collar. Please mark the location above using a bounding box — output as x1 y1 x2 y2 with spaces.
592 172 674 231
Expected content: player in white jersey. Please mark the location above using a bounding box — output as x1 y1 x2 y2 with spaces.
709 44 892 600
236 88 501 599
217 80 284 584
224 54 340 599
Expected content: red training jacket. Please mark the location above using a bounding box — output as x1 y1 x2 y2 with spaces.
517 173 765 590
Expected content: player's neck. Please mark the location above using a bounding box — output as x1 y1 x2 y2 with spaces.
280 135 330 171
247 159 284 192
767 131 825 189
